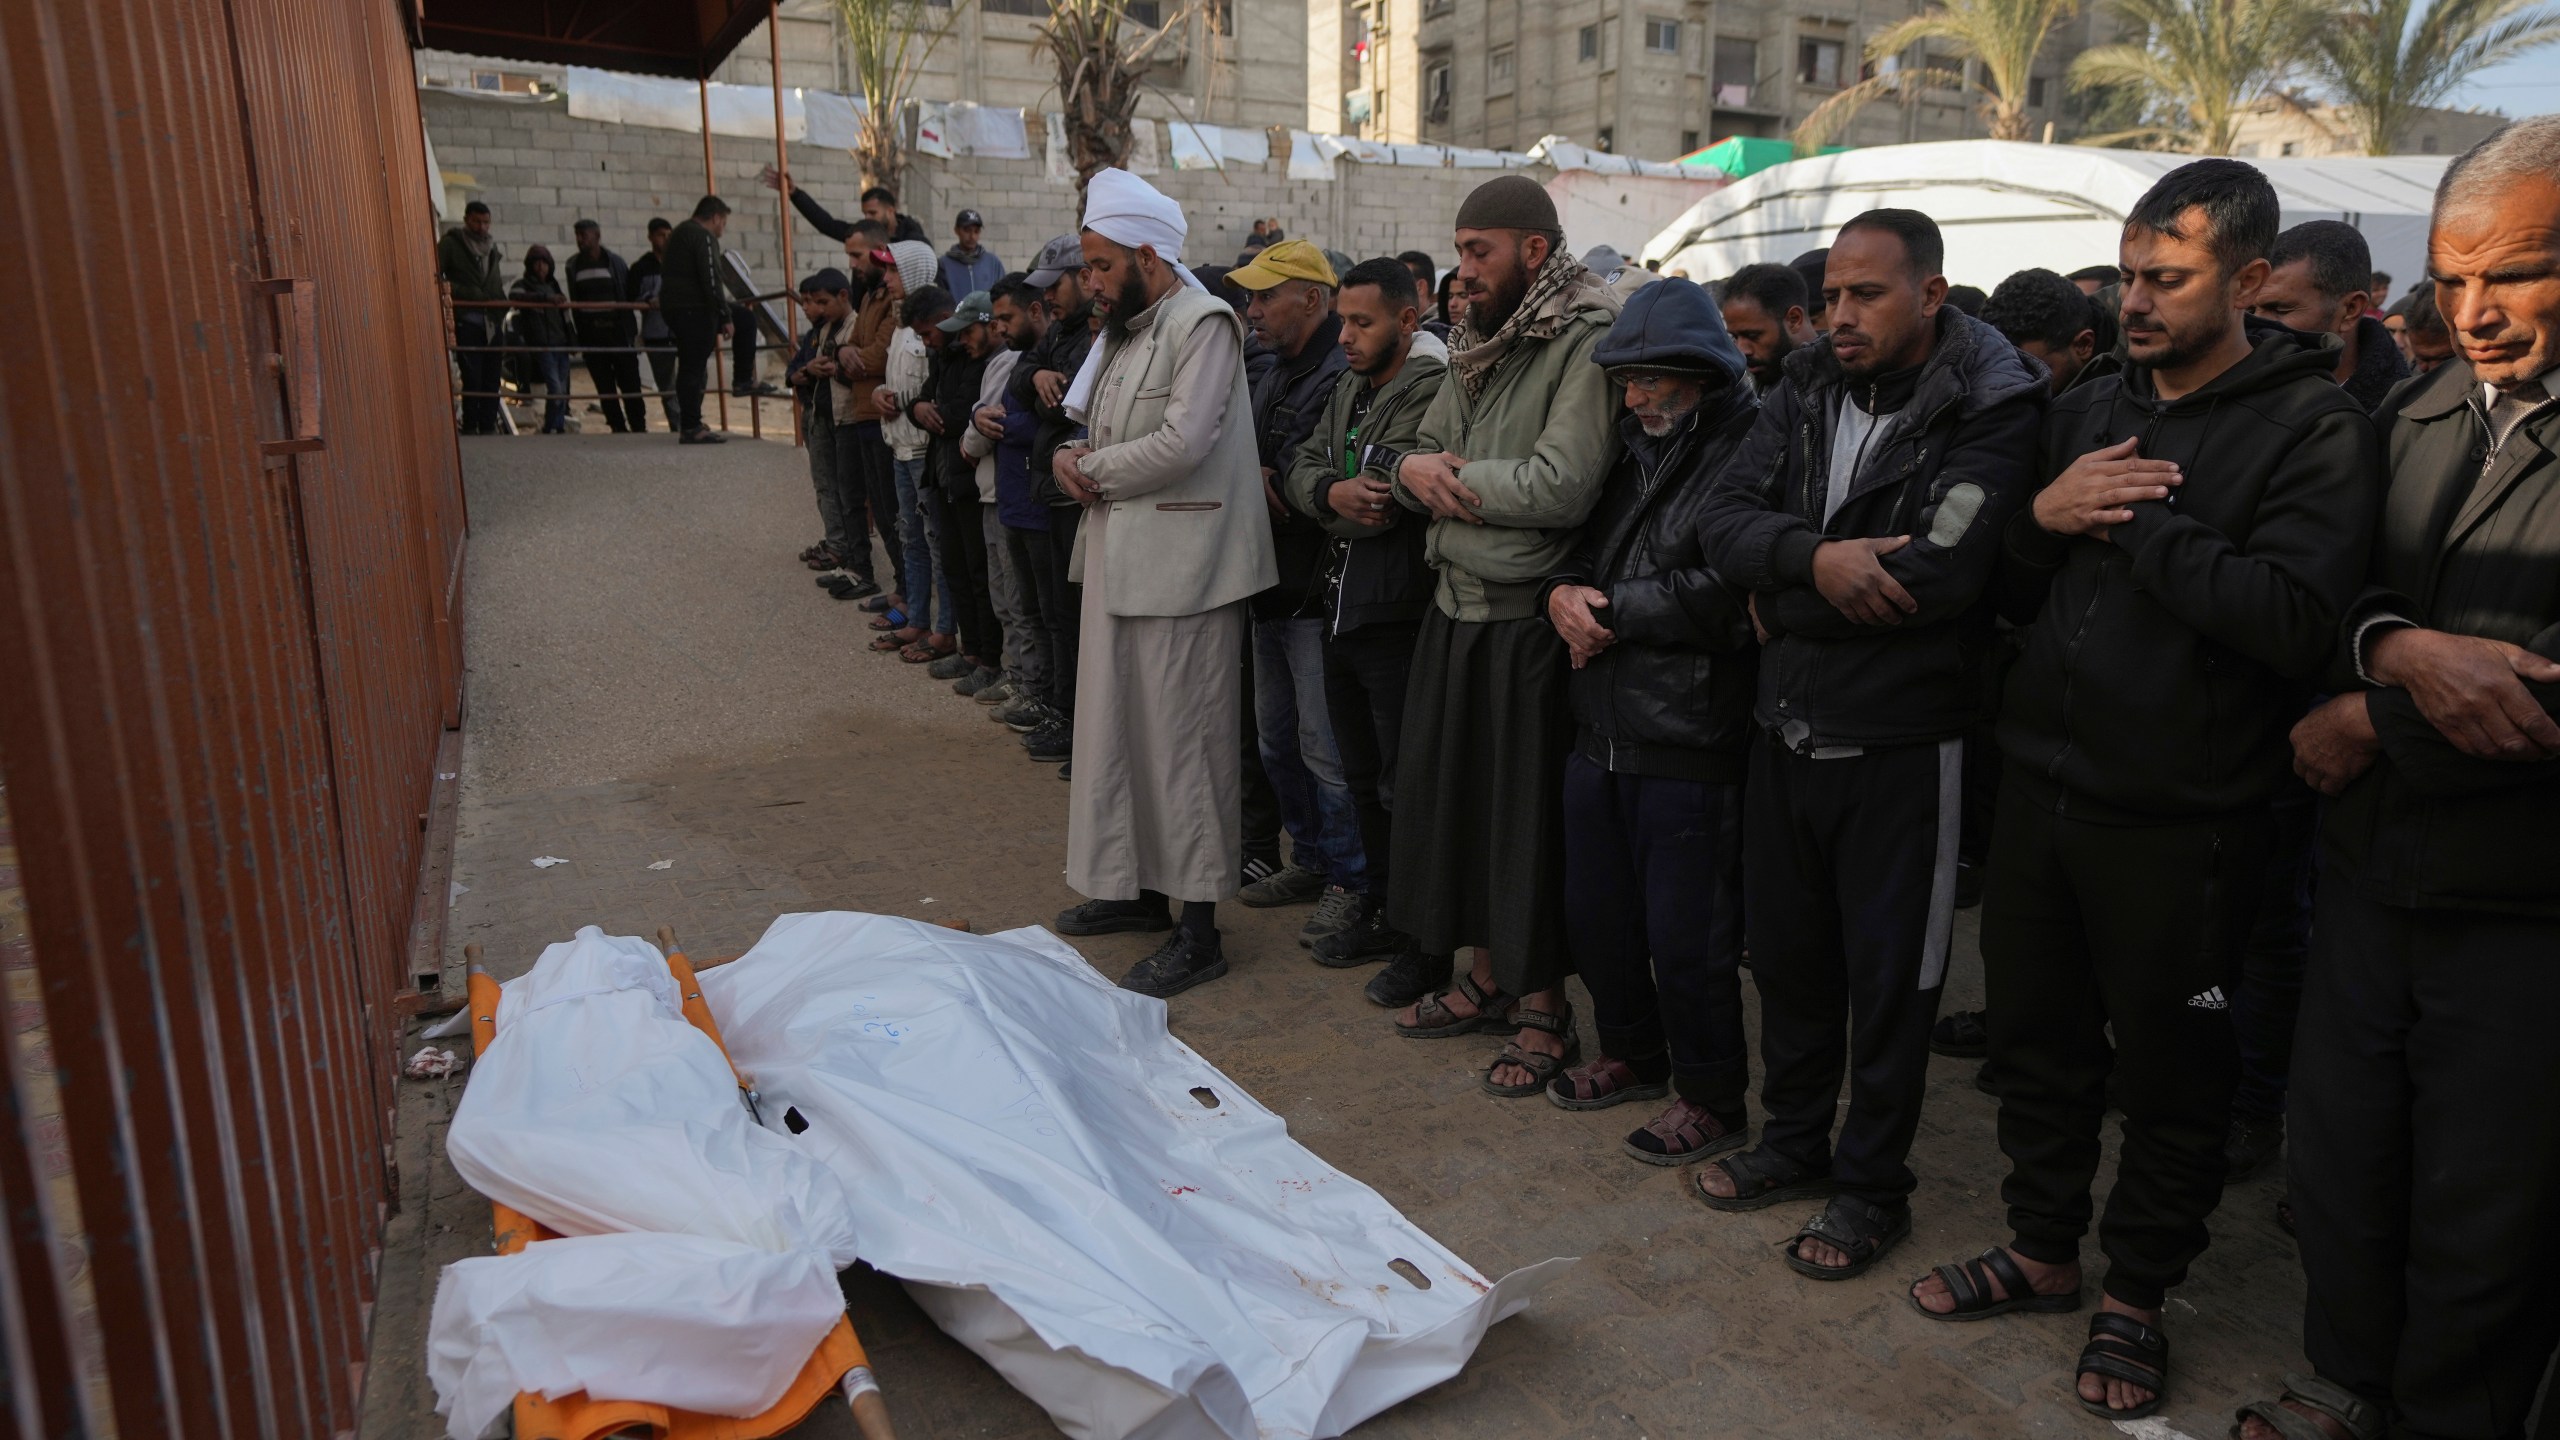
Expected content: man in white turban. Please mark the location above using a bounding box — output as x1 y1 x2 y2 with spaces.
1050 169 1277 997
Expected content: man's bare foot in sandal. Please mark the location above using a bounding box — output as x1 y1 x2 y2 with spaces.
1482 989 1572 1094
2075 1297 2168 1417
1908 1246 2081 1320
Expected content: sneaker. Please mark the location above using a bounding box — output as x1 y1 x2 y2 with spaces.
991 692 1045 730
952 665 1000 696
2226 1113 2285 1180
1054 896 1172 937
927 652 976 681
1973 1060 1999 1097
1057 761 1072 781
1930 1009 1989 1058
1311 898 1411 968
833 577 881 601
1118 929 1228 998
1239 852 1280 890
1955 857 1985 910
1023 723 1073 764
1010 701 1065 736
973 677 1018 707
1364 947 1453 1009
1238 861 1325 908
1298 886 1364 948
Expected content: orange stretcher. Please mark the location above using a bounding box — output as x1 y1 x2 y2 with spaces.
463 931 896 1440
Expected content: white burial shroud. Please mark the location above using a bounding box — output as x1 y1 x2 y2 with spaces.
700 912 1572 1440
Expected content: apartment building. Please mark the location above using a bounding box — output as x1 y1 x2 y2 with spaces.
2226 98 2506 160
1312 0 2102 160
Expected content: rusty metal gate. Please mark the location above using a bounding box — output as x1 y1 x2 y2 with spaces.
0 0 467 1430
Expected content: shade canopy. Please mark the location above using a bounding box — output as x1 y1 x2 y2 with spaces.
1645 140 2449 293
419 0 771 78
1674 136 1844 180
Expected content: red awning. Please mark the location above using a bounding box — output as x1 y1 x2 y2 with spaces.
417 0 769 78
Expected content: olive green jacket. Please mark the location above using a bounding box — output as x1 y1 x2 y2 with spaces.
1397 295 1622 620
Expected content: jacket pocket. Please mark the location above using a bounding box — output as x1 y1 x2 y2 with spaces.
1155 501 1222 512
1132 385 1175 401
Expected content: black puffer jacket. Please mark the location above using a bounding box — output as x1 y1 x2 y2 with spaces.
919 338 990 505
1251 312 1352 619
1544 277 1763 780
1996 321 2384 821
1029 301 1096 506
1696 307 2049 751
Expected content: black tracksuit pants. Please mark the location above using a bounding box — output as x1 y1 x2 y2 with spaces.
1981 772 2271 1310
934 490 1002 667
2232 784 2318 1122
2291 876 2560 1440
666 307 718 433
1321 620 1418 899
578 331 648 432
1564 755 1747 1116
1046 502 1083 722
1747 733 1960 1208
848 422 903 600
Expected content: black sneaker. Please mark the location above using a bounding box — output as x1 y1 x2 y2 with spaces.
1055 896 1171 937
1119 929 1228 998
2226 1112 2285 1180
1973 1060 1999 1097
1057 761 1071 782
1364 947 1453 1008
1238 861 1325 908
832 578 881 601
1931 1009 1989 1058
1311 898 1410 968
1298 885 1364 949
1239 852 1280 890
1023 723 1072 764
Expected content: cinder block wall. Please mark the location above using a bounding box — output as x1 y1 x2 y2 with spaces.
423 91 1517 289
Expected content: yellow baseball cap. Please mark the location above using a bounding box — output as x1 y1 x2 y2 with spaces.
1227 238 1337 291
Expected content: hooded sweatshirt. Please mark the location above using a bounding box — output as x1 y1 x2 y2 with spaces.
1995 320 2385 821
1542 278 1763 780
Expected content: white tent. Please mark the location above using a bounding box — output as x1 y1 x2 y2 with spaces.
1643 140 2449 294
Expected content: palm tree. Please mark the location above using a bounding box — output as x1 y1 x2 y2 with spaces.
2068 0 2328 153
833 0 966 187
1037 0 1203 191
1794 0 2085 148
2313 0 2560 154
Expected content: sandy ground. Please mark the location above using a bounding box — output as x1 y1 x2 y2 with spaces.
359 430 2315 1440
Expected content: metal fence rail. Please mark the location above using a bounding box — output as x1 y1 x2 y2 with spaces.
0 0 466 1432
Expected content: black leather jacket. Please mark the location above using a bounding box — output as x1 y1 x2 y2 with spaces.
1543 389 1764 782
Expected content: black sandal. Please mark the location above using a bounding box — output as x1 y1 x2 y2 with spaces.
1930 1008 1989 1058
1907 1246 2082 1322
2230 1375 2385 1440
2076 1310 2170 1420
1686 1146 1835 1213
1480 1004 1579 1098
1395 972 1520 1039
1782 1194 1912 1281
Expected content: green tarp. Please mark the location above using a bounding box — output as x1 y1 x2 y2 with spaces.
1675 136 1847 178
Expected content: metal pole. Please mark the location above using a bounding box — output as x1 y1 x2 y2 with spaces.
702 71 729 432
772 0 801 448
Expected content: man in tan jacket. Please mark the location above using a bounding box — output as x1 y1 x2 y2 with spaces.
1051 169 1277 997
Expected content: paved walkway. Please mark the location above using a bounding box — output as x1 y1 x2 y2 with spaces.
360 432 2310 1440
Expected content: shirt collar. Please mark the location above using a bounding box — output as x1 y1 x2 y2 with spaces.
2481 363 2560 410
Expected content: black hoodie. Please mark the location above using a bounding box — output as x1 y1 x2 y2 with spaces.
1995 321 2385 821
1697 307 2049 751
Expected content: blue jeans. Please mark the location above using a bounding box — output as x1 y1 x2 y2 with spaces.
533 349 571 430
894 455 952 634
1251 616 1365 891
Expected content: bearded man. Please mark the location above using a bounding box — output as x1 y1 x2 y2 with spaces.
1719 261 1818 395
1050 169 1278 997
1380 175 1623 1095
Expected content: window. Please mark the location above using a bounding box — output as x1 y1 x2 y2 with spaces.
1681 128 1700 150
1596 125 1615 152
1645 17 1681 54
1425 59 1453 123
2280 139 2302 157
1125 0 1161 25
1713 36 1757 92
983 0 1045 14
470 69 546 94
1797 37 1844 89
2028 75 2048 107
1578 24 1599 61
2420 133 2439 152
1488 45 1516 95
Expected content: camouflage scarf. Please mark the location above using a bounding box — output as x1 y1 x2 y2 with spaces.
1451 247 1613 399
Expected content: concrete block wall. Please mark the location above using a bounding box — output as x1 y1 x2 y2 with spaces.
424 90 1528 290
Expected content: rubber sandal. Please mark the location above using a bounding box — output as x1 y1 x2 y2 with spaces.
2229 1375 2386 1440
1783 1194 1912 1281
1545 1055 1670 1112
1688 1147 1836 1213
868 631 909 652
1907 1247 2082 1322
900 634 956 664
2076 1310 2169 1420
1620 1098 1747 1167
1480 1005 1577 1098
1395 972 1520 1039
868 608 910 631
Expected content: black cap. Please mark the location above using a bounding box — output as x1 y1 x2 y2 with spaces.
955 209 984 228
803 267 851 295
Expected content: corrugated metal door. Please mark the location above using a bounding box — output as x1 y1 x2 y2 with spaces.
0 0 466 1431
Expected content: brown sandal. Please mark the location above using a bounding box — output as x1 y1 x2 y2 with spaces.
1546 1055 1670 1111
900 634 956 664
1481 1004 1578 1098
1395 971 1519 1038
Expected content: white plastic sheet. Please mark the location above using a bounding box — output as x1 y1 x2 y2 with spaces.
1168 120 1222 171
428 1234 844 1440
1287 129 1334 181
701 912 1569 1440
803 90 867 150
445 927 860 1263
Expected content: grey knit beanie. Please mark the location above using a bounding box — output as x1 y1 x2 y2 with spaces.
1454 174 1560 234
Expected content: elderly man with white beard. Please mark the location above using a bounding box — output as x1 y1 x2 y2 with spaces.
1049 169 1278 998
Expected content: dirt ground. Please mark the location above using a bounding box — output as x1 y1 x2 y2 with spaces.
358 430 2314 1440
